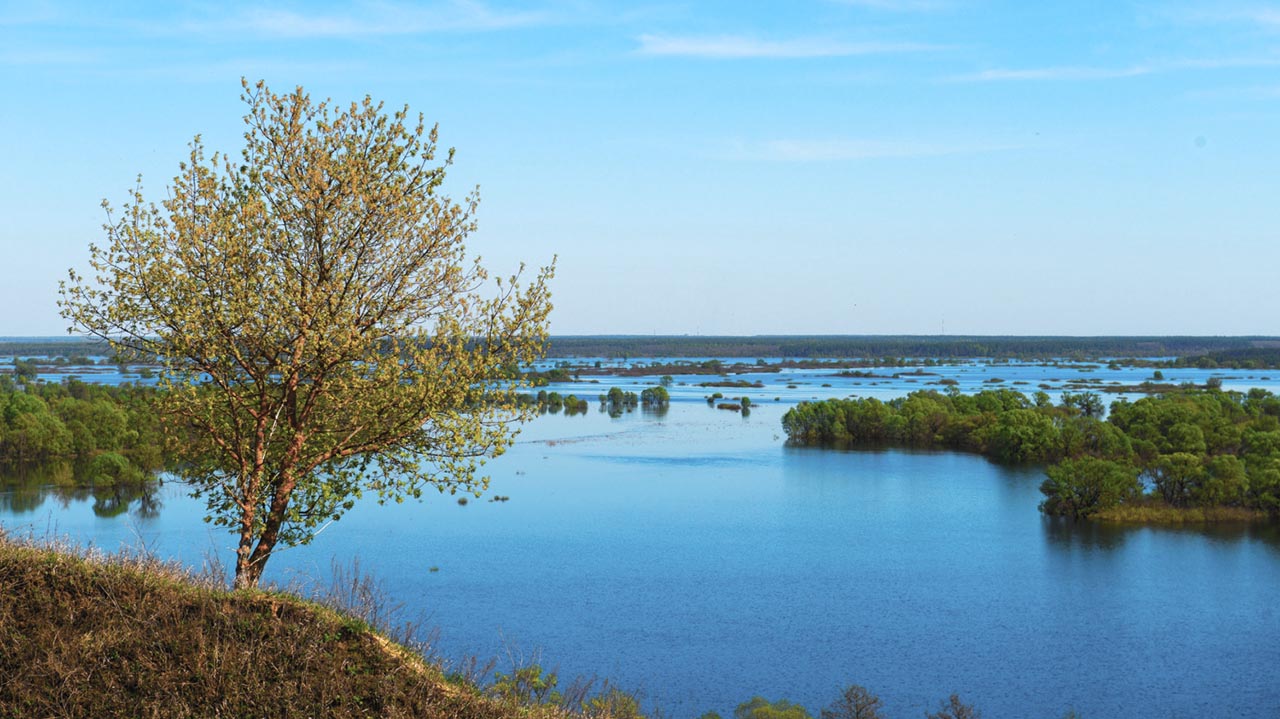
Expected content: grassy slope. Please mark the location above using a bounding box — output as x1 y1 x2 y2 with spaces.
0 535 517 719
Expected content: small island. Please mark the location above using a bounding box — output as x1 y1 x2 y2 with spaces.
782 387 1280 523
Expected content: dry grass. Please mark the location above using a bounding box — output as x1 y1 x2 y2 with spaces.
1093 504 1267 524
0 529 572 719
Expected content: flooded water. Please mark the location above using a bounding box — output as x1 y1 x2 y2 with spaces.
3 360 1280 717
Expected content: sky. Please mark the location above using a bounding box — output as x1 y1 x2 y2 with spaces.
2 0 1279 337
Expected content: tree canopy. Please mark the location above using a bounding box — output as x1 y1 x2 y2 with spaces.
60 81 553 588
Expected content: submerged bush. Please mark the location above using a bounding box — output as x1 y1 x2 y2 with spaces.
86 451 143 488
1040 458 1141 518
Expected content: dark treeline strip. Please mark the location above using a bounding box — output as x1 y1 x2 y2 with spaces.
1117 346 1280 370
0 337 112 359
13 335 1280 367
543 335 1280 361
0 374 164 485
782 388 1280 521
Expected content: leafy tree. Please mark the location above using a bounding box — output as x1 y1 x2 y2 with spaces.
987 409 1059 463
1150 453 1205 507
61 81 553 588
86 451 143 487
1199 455 1248 506
1039 458 1141 518
1061 391 1104 419
819 685 884 719
1165 422 1207 455
640 386 670 407
12 359 38 382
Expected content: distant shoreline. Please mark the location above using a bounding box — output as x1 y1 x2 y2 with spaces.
6 334 1280 361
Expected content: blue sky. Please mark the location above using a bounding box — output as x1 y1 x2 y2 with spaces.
2 0 1279 336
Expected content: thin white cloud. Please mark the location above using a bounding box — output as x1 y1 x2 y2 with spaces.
953 65 1154 82
951 55 1280 82
178 0 551 39
728 138 1020 162
1186 83 1280 100
1168 55 1280 69
637 34 939 59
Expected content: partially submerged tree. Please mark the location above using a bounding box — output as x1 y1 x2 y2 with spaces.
61 80 553 588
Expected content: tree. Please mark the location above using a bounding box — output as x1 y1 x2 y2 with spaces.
640 385 670 407
1039 457 1142 518
1060 391 1104 419
987 408 1059 463
1150 452 1205 507
61 81 553 588
13 359 38 383
820 685 884 719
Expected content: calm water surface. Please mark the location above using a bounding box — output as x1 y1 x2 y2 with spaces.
3 362 1279 718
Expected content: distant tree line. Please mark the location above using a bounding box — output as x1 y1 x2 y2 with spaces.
0 338 113 359
13 336 1280 369
782 388 1280 521
1117 347 1280 370
541 336 1280 361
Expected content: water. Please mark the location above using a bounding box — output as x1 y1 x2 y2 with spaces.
3 362 1280 718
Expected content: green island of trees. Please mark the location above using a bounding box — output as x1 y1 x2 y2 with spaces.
0 375 163 481
782 387 1280 522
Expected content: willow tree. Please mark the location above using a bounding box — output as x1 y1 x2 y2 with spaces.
60 81 554 588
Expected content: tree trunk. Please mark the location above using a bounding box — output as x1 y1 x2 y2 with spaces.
233 497 257 589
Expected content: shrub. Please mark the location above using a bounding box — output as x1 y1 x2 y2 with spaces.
735 697 812 719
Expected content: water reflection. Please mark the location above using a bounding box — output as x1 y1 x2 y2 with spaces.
1041 515 1131 551
1042 514 1280 551
640 404 669 419
0 461 163 521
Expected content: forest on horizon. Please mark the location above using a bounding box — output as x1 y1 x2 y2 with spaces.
8 335 1280 363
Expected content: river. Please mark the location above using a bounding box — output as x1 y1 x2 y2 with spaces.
3 359 1279 717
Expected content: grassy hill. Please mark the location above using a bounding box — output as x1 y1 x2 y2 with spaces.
0 531 580 719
